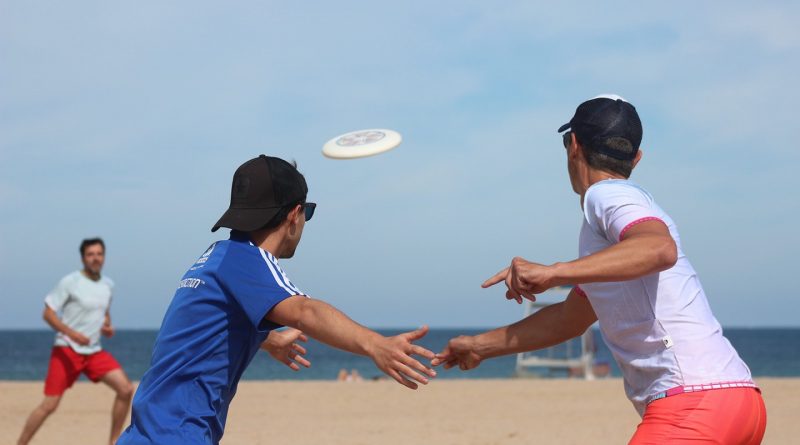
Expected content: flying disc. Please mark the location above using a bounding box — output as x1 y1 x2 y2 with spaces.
322 129 402 159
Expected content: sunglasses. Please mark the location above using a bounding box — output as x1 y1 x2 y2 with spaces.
562 131 572 149
302 202 317 221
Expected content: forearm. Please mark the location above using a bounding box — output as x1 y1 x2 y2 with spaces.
43 306 74 335
474 302 583 359
551 234 676 286
278 299 382 357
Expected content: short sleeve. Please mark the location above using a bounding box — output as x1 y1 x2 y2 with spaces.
217 245 302 332
583 183 663 243
44 275 71 312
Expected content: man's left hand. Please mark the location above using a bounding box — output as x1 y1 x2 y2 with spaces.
261 328 311 371
101 323 115 338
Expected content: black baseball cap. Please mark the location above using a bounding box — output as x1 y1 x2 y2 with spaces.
211 155 308 232
557 94 643 161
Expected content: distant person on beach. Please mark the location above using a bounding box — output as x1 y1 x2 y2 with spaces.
117 155 436 445
433 95 766 444
17 238 134 445
337 368 364 382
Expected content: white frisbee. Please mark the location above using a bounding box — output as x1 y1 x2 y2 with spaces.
322 129 402 159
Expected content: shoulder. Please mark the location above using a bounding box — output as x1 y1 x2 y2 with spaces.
214 239 266 276
101 276 115 288
585 180 652 211
216 238 257 264
59 271 82 287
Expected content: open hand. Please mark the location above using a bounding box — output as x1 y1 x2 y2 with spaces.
261 328 311 371
368 325 437 390
431 335 483 370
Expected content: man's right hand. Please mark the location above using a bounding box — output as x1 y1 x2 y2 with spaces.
67 330 90 346
366 326 437 390
431 335 484 370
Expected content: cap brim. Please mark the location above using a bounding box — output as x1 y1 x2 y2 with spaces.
557 122 571 133
211 207 282 232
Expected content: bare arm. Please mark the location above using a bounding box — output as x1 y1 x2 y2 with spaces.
484 221 678 302
101 309 114 338
266 296 436 389
433 290 597 369
42 305 90 345
552 220 677 284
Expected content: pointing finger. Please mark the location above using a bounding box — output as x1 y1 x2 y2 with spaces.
482 267 509 288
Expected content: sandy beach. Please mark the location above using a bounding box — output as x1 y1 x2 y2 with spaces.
2 378 797 444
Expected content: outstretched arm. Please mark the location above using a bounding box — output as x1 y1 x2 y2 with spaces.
483 221 678 302
432 289 596 370
266 296 436 389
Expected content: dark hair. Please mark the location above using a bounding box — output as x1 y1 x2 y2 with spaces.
80 238 105 256
257 201 304 231
577 135 636 178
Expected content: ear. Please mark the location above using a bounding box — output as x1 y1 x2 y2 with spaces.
287 204 303 225
632 149 643 169
568 133 582 159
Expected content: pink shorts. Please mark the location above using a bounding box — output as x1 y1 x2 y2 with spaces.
44 346 122 396
629 387 766 444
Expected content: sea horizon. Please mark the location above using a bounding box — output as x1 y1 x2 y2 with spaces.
2 327 799 381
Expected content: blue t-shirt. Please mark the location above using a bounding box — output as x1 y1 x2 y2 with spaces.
118 231 304 445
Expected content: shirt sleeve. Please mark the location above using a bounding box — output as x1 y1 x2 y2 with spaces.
583 183 664 243
217 245 302 332
44 275 71 312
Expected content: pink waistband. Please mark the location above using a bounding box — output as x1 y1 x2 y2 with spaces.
646 380 758 405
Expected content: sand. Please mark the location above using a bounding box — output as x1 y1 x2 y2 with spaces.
2 378 797 444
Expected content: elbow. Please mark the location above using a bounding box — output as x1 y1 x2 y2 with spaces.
655 238 678 271
292 299 315 331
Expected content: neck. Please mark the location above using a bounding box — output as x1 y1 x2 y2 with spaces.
248 227 287 258
82 269 101 281
577 166 627 205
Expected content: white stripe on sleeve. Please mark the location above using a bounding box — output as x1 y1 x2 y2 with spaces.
258 249 297 296
264 253 304 296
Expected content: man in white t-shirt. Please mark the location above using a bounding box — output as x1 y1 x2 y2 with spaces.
432 95 767 444
17 238 135 445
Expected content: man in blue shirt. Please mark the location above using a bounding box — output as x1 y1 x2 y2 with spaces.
118 155 436 444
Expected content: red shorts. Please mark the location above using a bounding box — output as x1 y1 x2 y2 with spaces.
629 387 767 444
44 346 122 396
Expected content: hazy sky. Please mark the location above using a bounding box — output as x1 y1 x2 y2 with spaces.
2 1 798 329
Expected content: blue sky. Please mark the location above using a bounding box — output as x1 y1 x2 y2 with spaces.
1 1 798 329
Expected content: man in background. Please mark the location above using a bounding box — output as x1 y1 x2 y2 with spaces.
18 238 134 445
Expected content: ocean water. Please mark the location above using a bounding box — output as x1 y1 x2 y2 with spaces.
1 328 798 381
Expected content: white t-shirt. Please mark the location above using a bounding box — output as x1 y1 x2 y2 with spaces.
577 179 753 416
44 270 114 354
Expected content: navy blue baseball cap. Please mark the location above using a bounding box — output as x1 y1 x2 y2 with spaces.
557 94 643 161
